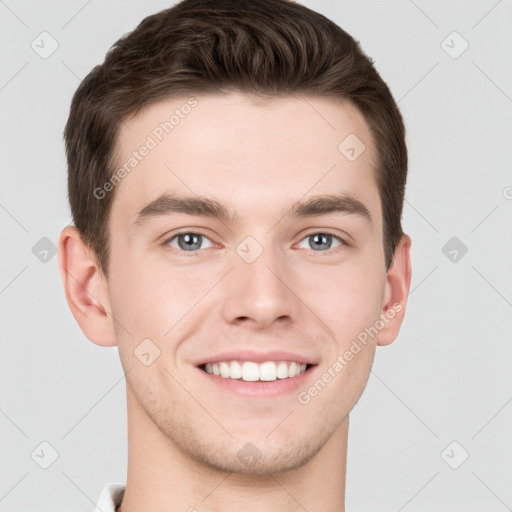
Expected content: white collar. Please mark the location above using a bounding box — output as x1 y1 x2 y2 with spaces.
93 483 125 512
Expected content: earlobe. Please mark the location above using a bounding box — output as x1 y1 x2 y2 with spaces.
377 234 412 346
58 225 117 347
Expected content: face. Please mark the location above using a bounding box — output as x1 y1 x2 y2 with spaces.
106 92 389 473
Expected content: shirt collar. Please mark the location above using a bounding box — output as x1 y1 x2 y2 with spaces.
93 484 126 512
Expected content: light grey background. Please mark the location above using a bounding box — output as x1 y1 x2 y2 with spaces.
1 1 511 511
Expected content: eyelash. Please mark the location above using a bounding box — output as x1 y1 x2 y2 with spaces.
162 229 348 257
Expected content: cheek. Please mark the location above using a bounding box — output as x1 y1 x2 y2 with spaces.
108 252 216 345
294 255 386 342
305 261 384 409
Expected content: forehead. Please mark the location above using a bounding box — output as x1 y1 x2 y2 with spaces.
109 92 380 229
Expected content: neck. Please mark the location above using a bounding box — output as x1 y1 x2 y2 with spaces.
118 385 348 512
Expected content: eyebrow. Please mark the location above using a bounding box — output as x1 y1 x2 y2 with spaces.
133 193 372 227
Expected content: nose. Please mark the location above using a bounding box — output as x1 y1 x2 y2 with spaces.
221 244 301 329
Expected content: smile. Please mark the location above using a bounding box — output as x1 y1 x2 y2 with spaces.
200 360 312 381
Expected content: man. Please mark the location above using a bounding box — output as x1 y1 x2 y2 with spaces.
58 0 411 510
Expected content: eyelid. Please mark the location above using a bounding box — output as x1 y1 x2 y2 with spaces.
299 229 348 243
161 227 213 242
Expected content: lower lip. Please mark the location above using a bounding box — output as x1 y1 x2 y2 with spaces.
196 365 318 398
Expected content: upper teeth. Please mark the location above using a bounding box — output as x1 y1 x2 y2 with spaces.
204 361 308 381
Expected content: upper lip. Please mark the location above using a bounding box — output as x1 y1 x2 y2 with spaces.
193 350 319 367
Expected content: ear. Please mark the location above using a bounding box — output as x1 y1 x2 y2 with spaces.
377 234 412 346
58 225 117 347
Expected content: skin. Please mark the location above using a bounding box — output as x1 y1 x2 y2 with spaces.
59 92 411 512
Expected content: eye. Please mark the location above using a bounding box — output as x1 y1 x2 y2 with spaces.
296 232 344 252
165 232 213 252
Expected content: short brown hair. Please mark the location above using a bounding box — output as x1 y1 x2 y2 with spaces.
64 0 407 278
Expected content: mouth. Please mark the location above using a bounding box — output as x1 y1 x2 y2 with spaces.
193 350 319 398
198 360 316 382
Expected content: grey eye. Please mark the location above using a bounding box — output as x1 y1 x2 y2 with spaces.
168 233 213 251
297 233 343 251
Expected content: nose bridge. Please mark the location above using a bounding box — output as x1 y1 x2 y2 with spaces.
221 234 299 327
